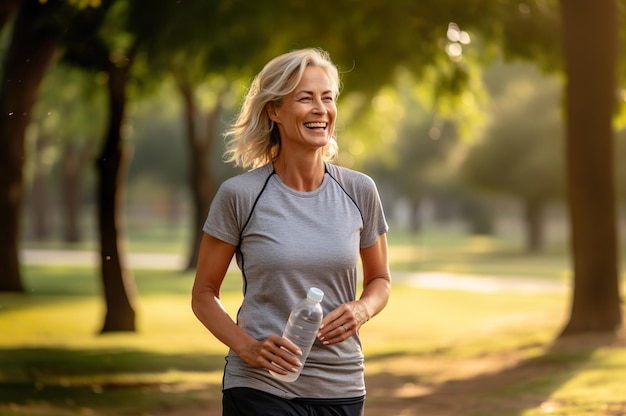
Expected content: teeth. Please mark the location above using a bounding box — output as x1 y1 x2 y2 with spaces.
305 122 326 128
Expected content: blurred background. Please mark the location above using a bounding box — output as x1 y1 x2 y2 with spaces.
0 0 626 331
7 1 626 276
0 0 626 327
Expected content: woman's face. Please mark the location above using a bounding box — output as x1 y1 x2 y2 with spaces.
269 66 337 154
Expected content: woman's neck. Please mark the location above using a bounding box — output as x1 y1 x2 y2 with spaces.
273 155 325 192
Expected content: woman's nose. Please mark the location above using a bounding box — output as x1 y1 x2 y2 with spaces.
312 98 327 114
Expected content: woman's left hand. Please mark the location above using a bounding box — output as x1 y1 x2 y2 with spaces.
317 301 370 345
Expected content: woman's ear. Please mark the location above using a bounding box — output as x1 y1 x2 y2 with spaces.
267 103 279 123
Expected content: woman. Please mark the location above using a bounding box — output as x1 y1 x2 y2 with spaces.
191 47 391 416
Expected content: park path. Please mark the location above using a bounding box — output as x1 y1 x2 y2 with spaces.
21 248 567 294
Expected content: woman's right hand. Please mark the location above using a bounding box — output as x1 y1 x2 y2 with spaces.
192 235 302 375
237 334 303 375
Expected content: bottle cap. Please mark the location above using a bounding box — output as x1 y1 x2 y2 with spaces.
307 287 324 303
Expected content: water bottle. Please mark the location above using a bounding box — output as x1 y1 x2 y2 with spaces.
270 287 324 382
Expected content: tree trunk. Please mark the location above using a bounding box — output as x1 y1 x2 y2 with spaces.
410 196 421 232
62 141 84 243
97 52 137 333
523 198 544 253
30 134 51 241
560 0 622 335
176 78 221 271
0 0 60 292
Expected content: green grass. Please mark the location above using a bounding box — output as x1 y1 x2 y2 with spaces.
8 228 626 415
0 267 232 415
1 264 625 416
387 228 573 279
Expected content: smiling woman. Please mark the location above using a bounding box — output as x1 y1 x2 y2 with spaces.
223 48 340 171
191 48 391 416
269 68 336 139
267 65 337 191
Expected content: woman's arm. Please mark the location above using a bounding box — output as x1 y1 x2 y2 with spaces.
191 233 302 374
318 233 391 344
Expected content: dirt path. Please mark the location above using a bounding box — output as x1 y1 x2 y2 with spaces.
394 270 567 293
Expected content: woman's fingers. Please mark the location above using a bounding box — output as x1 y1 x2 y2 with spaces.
253 335 302 373
317 302 364 345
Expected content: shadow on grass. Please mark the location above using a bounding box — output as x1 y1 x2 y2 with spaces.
0 347 225 414
364 333 622 416
2 334 623 415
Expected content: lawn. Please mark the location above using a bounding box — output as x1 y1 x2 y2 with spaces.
2 229 625 415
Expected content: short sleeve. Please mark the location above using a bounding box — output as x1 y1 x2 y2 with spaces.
202 182 242 247
357 175 388 248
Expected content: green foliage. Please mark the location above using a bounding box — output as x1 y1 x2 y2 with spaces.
68 0 102 8
26 64 106 172
127 0 273 86
60 0 115 71
32 0 586 234
494 0 561 69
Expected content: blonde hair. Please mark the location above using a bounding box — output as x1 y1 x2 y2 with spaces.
224 48 341 170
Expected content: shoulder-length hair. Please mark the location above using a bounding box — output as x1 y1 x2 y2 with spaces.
224 48 341 170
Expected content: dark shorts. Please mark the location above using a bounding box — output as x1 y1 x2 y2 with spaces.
223 387 365 416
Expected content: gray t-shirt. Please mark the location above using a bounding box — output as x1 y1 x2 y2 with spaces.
203 162 388 400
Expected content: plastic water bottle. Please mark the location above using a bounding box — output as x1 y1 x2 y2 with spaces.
270 287 324 382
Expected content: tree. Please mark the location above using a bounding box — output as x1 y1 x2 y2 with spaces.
62 0 139 332
25 64 103 243
0 0 70 291
409 0 621 335
130 0 271 270
174 74 228 270
0 0 105 292
559 0 621 334
96 41 139 332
